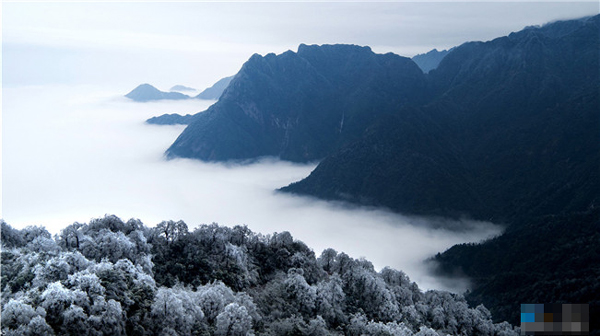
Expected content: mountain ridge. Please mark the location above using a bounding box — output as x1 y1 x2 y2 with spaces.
196 75 234 100
167 43 428 162
283 15 599 225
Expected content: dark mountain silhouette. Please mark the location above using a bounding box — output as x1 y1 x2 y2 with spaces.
167 44 427 162
195 75 234 100
146 15 598 328
146 113 196 125
283 15 600 328
283 15 599 225
412 48 452 73
432 206 600 329
125 84 190 102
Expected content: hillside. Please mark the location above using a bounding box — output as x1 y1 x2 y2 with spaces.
283 15 600 328
166 44 427 162
433 207 600 329
283 15 599 225
1 216 518 336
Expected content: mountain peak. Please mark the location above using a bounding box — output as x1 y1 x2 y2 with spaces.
166 43 426 162
125 84 189 102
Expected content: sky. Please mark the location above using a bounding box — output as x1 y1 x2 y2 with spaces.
2 1 598 90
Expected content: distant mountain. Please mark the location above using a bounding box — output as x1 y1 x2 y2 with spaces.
412 48 451 73
125 84 190 102
195 76 234 100
170 85 196 92
283 15 599 225
168 44 427 162
146 113 196 125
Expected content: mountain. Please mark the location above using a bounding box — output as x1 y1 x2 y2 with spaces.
167 44 427 162
412 48 451 73
195 75 234 100
283 15 600 329
283 15 599 224
125 84 190 102
170 84 196 92
146 113 196 125
432 206 600 329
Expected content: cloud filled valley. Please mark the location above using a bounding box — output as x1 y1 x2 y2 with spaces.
3 4 599 334
2 85 503 293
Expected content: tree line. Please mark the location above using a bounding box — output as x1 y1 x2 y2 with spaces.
1 215 518 335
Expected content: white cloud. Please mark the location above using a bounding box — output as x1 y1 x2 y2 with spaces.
3 2 598 86
2 84 502 292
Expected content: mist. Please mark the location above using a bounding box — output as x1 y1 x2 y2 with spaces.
2 84 503 292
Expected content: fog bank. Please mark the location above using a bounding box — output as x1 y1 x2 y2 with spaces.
2 85 503 292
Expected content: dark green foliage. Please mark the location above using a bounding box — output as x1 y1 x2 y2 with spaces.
1 217 518 336
1 220 25 248
433 207 600 332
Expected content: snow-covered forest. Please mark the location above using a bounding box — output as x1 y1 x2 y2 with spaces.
1 215 517 335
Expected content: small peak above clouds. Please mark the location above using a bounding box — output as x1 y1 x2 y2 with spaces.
125 83 190 102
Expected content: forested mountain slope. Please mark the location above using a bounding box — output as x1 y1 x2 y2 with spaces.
433 206 600 331
1 216 517 336
280 16 600 328
166 44 427 162
283 15 599 225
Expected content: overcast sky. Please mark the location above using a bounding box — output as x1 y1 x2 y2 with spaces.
3 1 598 90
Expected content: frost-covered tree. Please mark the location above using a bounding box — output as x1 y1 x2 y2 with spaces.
318 248 338 275
1 220 25 248
155 220 188 243
197 280 235 323
215 302 253 336
1 299 39 330
61 304 89 336
0 218 519 336
151 287 204 335
343 265 400 322
58 222 86 250
284 268 317 315
316 274 346 326
67 270 106 301
88 298 126 336
39 282 88 329
24 316 55 336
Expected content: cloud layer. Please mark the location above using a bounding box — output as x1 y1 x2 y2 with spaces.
3 2 597 88
3 85 503 292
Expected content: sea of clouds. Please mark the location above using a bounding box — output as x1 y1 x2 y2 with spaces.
2 85 503 292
